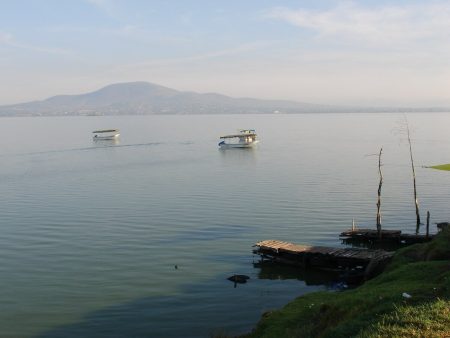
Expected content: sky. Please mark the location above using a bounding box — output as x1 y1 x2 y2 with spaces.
1 0 450 107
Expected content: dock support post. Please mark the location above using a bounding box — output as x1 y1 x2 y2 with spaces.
426 211 430 239
376 147 383 239
404 118 421 234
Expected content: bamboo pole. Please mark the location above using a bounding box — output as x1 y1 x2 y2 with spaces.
376 148 383 239
405 118 421 233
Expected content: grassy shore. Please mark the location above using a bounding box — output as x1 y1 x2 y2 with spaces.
431 164 450 171
241 228 450 338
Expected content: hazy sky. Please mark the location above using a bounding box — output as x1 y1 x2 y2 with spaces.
1 0 450 106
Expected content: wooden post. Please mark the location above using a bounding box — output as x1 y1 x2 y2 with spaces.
376 148 383 239
426 211 430 239
405 117 421 234
352 218 355 231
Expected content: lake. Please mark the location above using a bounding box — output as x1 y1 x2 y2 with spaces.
0 113 449 337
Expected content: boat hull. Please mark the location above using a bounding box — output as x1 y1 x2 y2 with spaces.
93 134 120 140
219 141 258 149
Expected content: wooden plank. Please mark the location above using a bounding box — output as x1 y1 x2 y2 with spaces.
254 240 394 265
340 228 402 237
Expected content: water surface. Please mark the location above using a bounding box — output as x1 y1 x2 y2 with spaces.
0 113 449 337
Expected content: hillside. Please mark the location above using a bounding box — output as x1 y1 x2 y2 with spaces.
0 82 335 116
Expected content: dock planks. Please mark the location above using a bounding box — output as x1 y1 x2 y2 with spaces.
340 228 434 244
254 240 394 275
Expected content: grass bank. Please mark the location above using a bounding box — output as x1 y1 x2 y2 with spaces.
241 228 450 338
431 164 450 171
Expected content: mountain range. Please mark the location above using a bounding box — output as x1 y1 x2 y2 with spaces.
0 82 447 116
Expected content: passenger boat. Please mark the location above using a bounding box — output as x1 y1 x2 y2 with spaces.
92 129 120 140
218 129 259 149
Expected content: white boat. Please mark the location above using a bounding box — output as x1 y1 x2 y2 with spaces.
218 129 259 149
92 129 120 140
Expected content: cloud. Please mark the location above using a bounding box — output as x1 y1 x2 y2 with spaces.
85 0 119 19
102 24 191 44
85 0 113 11
0 31 13 43
0 30 70 55
111 41 272 72
264 2 450 48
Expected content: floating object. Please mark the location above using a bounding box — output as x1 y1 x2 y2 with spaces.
218 129 259 149
92 129 120 140
402 292 412 299
227 275 250 284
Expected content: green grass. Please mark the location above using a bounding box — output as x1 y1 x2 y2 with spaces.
357 299 450 338
241 228 450 338
430 163 450 171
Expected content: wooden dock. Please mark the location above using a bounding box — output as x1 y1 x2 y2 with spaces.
437 222 450 231
340 228 434 244
253 240 394 278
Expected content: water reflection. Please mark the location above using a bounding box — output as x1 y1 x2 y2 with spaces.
92 138 120 146
2 113 450 337
341 237 413 251
253 261 361 289
218 147 257 164
342 238 394 250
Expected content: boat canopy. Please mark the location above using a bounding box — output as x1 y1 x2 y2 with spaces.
220 133 256 138
220 133 257 139
92 129 119 133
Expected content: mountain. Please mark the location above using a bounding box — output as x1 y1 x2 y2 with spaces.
0 82 339 116
1 82 448 116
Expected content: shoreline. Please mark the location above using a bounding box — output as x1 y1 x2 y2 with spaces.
239 227 450 337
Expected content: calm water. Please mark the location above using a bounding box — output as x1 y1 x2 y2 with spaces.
1 113 449 337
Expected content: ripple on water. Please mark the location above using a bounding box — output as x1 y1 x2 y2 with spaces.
0 114 449 337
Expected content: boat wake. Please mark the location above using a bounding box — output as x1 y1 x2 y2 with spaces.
1 142 163 158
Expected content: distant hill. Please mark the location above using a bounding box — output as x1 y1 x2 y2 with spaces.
0 82 448 116
0 82 342 116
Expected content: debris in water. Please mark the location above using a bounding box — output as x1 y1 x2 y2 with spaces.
227 275 250 287
227 275 250 283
